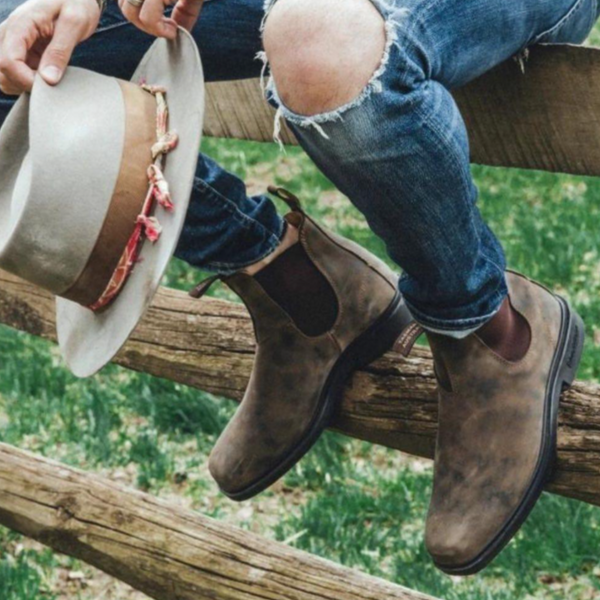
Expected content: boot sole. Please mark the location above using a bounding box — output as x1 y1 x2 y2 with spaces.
434 295 585 576
222 291 413 502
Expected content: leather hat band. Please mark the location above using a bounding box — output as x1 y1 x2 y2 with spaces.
61 81 178 311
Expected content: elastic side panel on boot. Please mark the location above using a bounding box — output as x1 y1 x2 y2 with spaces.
254 243 339 337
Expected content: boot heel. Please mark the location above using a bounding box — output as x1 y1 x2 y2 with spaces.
560 304 585 390
352 294 414 370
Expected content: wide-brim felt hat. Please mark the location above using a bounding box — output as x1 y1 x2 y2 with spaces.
0 28 205 378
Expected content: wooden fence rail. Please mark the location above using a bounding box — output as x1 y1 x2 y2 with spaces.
206 44 600 177
0 442 437 600
1 269 599 507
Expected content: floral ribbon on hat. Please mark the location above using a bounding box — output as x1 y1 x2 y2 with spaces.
88 85 179 312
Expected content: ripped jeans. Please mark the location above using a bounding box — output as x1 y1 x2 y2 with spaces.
0 0 597 334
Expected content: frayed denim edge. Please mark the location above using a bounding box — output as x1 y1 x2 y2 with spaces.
420 322 482 340
404 285 507 339
256 0 409 146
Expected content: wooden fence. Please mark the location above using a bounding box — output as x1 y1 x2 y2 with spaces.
1 42 600 600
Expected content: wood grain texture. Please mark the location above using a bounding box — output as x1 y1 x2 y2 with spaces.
206 78 297 146
0 442 437 600
1 270 599 507
205 44 600 176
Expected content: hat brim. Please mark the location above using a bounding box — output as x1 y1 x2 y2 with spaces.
56 28 204 378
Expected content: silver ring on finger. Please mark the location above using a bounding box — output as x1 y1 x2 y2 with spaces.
126 0 145 7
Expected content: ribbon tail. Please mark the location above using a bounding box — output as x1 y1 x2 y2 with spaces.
148 164 175 211
137 215 163 242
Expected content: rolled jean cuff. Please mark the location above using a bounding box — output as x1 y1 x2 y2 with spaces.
403 281 508 339
174 174 286 276
201 221 285 275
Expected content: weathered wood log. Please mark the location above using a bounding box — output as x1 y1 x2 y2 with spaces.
1 270 599 506
206 44 600 177
0 442 437 600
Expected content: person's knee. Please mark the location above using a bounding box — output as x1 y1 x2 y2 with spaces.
263 0 386 116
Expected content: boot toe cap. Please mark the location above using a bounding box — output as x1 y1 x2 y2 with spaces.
425 513 497 571
208 421 294 499
208 446 247 499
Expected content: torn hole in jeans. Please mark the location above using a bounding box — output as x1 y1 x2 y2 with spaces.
257 0 410 147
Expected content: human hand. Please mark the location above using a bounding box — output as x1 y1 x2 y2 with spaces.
0 0 101 95
119 0 204 39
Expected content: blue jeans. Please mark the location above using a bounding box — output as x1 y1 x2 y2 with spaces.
0 0 597 334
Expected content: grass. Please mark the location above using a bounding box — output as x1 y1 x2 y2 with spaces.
2 137 600 599
3 34 600 600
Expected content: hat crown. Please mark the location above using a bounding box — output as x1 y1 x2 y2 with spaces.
0 68 127 294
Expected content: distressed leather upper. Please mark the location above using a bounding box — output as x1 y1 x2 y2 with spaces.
425 271 562 567
209 210 398 495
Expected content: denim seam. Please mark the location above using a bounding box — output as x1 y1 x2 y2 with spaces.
95 22 130 34
327 76 502 330
398 93 505 332
95 6 174 34
194 177 270 233
480 245 507 276
191 178 284 273
531 0 590 44
415 89 499 276
415 90 507 289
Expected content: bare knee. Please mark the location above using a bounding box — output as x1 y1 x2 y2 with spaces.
263 0 386 116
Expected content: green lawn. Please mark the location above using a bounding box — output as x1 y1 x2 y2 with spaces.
3 43 600 600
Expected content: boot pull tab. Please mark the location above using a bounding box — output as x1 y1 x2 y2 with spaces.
393 321 424 357
267 185 303 212
189 274 221 299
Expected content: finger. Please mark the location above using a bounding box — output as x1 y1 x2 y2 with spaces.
172 0 204 31
139 0 177 38
38 6 93 85
120 0 144 29
0 73 22 96
26 49 43 71
0 25 36 92
27 39 47 72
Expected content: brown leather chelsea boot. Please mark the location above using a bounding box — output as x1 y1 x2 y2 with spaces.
425 271 585 575
191 187 415 501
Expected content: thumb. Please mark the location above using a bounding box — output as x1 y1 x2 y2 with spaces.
172 0 205 31
39 8 91 85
